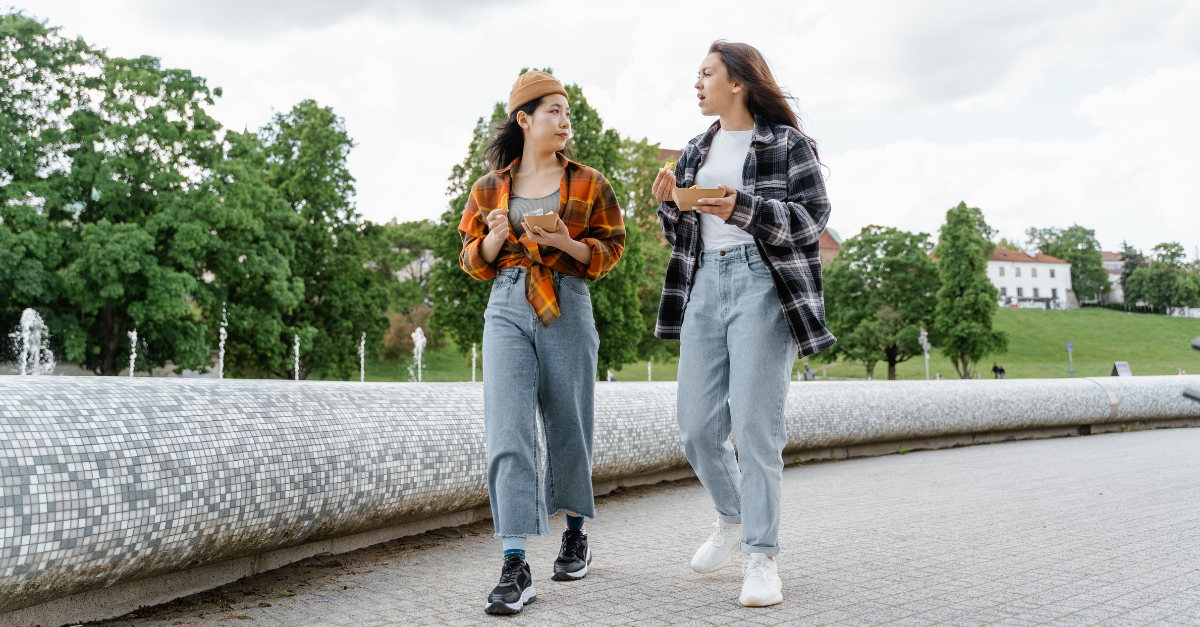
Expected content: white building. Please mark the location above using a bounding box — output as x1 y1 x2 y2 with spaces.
1099 251 1125 303
988 247 1075 310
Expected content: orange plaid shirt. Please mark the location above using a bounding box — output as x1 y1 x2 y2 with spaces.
458 156 626 328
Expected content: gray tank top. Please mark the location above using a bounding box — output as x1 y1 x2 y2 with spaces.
508 190 560 237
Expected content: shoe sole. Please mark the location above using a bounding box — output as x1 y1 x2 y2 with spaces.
551 547 592 581
740 580 783 607
483 586 537 614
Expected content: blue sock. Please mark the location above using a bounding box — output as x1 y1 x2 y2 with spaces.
566 514 584 533
502 537 526 561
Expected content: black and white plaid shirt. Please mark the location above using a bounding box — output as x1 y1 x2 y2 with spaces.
655 117 836 358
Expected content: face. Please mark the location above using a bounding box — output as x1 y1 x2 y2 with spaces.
517 94 571 154
695 52 743 116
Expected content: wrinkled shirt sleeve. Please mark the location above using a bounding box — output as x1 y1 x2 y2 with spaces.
577 175 625 281
457 186 498 281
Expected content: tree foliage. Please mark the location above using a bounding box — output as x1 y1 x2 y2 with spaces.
1026 224 1110 300
933 202 1008 378
428 105 505 355
1119 241 1148 297
1125 242 1200 309
365 219 438 313
261 100 389 380
818 226 940 379
62 53 223 374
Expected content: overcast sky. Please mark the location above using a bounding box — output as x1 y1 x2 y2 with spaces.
12 0 1200 254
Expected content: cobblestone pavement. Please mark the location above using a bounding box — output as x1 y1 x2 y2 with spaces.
89 428 1200 627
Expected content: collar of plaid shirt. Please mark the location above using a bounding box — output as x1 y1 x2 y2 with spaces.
469 155 614 328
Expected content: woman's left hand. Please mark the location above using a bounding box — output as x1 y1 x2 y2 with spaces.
696 184 737 221
526 217 575 250
527 217 593 265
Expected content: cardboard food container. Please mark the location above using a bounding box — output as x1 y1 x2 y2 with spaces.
523 211 560 233
671 187 727 211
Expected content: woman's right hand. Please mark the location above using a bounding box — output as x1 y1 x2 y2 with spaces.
652 168 677 202
485 208 511 243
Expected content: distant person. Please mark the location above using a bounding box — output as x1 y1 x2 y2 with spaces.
991 362 1000 379
999 364 1007 379
653 40 833 607
458 71 627 615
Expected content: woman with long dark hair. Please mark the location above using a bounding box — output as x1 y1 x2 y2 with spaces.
458 70 626 615
652 41 834 606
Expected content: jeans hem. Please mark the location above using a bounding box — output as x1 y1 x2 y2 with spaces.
549 506 596 520
741 542 780 557
719 513 742 524
493 532 543 539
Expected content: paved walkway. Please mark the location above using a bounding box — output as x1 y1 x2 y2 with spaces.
94 428 1200 627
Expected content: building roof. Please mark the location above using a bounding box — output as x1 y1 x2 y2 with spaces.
658 148 682 163
818 229 841 265
1100 250 1124 262
990 246 1069 264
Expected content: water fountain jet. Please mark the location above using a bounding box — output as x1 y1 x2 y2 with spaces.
127 329 137 377
410 327 426 383
9 308 56 375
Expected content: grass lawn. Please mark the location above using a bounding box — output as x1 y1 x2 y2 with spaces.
326 307 1200 382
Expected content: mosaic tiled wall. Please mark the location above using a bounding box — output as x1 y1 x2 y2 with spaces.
2 376 1198 614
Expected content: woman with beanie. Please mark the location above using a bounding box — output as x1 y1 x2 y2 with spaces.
458 71 626 615
652 41 834 607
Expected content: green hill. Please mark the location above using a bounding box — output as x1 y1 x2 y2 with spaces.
345 307 1200 382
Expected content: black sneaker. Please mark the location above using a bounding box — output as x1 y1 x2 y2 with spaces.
484 555 536 615
551 529 592 581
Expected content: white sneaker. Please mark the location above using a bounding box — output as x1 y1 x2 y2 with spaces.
690 519 742 573
739 553 783 607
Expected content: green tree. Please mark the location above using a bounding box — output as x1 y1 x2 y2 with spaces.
616 137 678 366
61 54 223 374
261 100 389 379
428 106 505 354
995 237 1023 252
560 82 642 374
1119 241 1147 299
148 130 305 378
1125 242 1200 310
816 226 940 380
933 202 1008 378
964 206 998 254
0 12 99 362
365 219 438 313
1026 225 1110 301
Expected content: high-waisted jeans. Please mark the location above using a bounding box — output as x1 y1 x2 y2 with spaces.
677 245 796 557
483 266 599 538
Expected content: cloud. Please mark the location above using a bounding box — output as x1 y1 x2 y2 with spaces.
823 64 1200 251
10 0 1199 255
123 0 531 36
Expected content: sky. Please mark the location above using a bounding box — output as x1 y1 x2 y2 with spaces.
11 0 1200 255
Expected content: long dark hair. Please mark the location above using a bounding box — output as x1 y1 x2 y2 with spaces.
709 40 820 162
483 97 573 172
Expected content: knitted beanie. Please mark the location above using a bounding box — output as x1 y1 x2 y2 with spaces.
508 71 569 115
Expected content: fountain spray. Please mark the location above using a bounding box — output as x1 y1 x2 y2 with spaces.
359 332 366 382
11 309 56 375
218 304 228 379
471 342 477 383
648 358 652 382
128 329 137 377
410 327 426 383
293 334 300 381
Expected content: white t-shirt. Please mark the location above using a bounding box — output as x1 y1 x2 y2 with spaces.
694 128 755 250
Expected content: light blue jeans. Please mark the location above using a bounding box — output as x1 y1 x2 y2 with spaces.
677 245 796 557
483 266 599 538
